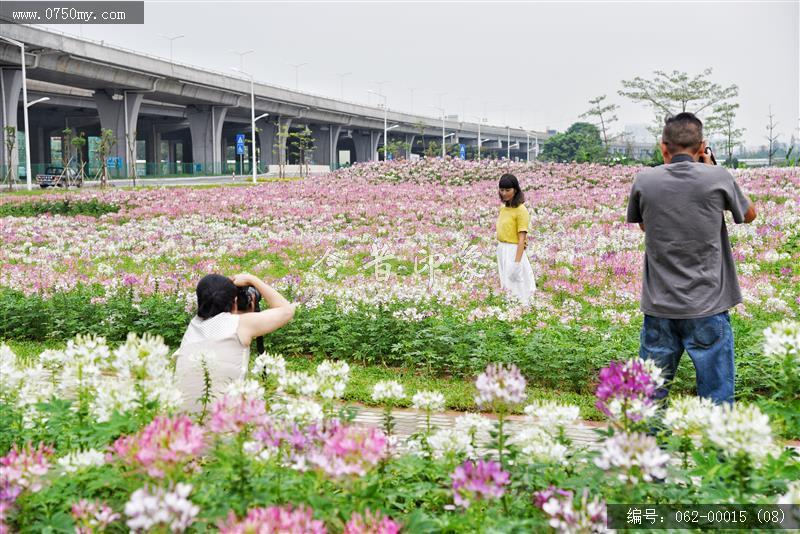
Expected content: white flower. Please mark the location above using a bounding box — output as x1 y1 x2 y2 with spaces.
426 427 473 459
778 480 800 505
57 449 106 473
125 483 198 533
474 363 527 408
277 371 319 397
270 397 324 427
706 403 779 465
224 378 265 401
594 432 670 484
453 413 493 438
511 426 569 464
251 352 287 377
663 396 715 446
763 320 800 364
371 380 406 402
524 400 580 432
411 390 445 411
315 360 349 399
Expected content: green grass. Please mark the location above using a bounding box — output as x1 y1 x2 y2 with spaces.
2 339 604 422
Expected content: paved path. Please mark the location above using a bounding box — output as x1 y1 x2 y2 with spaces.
351 404 604 449
350 405 800 452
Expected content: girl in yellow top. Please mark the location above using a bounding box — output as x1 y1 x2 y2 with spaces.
496 173 535 305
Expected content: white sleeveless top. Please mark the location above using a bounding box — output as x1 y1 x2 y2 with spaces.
173 312 249 413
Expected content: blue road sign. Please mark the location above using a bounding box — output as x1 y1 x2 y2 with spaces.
459 143 466 160
236 133 245 155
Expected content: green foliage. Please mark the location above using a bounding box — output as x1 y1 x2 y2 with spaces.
540 122 605 163
0 199 120 218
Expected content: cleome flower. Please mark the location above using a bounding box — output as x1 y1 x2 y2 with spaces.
705 403 779 466
663 396 715 447
450 459 510 509
411 390 445 412
595 358 663 428
594 432 670 484
534 486 606 533
474 363 527 410
371 380 406 403
344 508 401 534
218 504 326 534
124 483 198 533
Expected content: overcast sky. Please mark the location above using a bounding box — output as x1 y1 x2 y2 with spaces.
45 0 799 148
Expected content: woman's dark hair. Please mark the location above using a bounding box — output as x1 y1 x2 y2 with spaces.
498 173 525 207
196 274 237 319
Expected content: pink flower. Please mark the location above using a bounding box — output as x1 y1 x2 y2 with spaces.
0 442 52 494
209 395 268 435
534 486 606 533
595 358 663 428
307 422 388 479
71 499 120 533
344 509 401 534
218 504 326 534
474 363 527 410
110 415 205 479
451 459 510 508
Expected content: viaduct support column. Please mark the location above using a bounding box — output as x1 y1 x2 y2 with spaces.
94 90 143 177
0 69 22 179
187 105 227 174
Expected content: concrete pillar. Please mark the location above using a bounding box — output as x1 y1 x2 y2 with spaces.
310 126 330 165
256 118 277 168
144 125 160 175
353 131 371 163
370 131 381 161
329 125 342 169
187 105 227 174
31 126 45 171
168 141 177 174
404 134 415 159
0 69 22 180
94 90 143 176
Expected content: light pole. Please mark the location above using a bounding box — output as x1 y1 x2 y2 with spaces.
230 49 254 72
0 35 32 190
336 72 352 99
232 67 261 184
369 90 388 161
472 116 486 160
288 62 308 91
432 105 445 158
159 33 184 64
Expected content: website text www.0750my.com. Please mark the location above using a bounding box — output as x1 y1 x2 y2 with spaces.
10 7 126 22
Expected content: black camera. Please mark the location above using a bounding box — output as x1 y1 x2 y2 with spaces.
236 286 262 312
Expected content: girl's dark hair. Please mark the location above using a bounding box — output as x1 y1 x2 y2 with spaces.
498 173 525 207
196 274 237 319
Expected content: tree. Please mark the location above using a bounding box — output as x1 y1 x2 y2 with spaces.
415 120 426 155
580 95 619 150
4 126 16 190
94 128 116 188
69 130 87 182
766 106 780 166
540 122 604 163
706 102 745 167
619 68 738 132
272 123 290 179
288 126 314 177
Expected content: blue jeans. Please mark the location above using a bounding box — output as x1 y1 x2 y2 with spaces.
639 311 735 404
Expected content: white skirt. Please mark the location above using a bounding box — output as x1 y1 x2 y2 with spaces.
497 242 536 305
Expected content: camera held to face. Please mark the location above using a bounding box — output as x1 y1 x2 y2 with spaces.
236 286 262 313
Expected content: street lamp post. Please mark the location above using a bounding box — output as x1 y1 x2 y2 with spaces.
159 33 184 64
432 105 445 158
0 36 32 190
336 72 352 99
232 67 261 184
288 62 308 91
471 116 486 161
368 90 388 161
230 49 254 72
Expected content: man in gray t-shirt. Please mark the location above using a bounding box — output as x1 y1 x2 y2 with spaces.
626 112 756 404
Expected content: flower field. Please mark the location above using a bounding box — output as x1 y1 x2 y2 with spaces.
1 159 799 531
